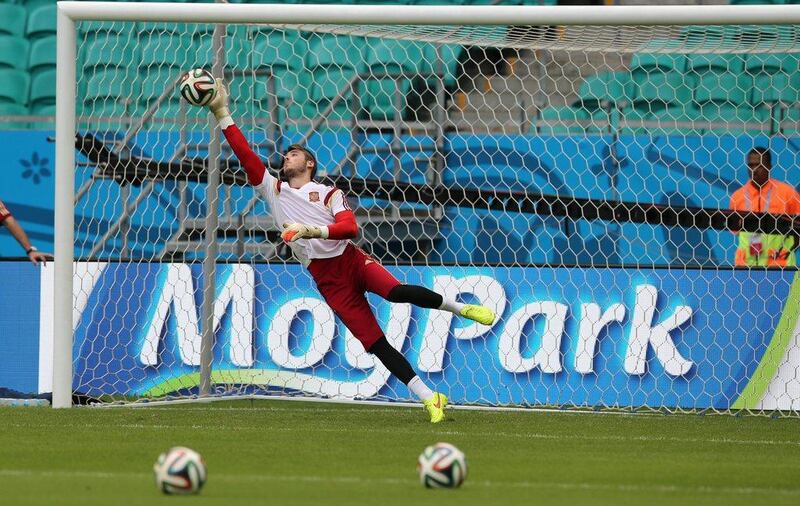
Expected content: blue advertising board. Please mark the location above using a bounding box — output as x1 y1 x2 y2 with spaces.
61 263 797 410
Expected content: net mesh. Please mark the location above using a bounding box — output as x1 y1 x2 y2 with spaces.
68 15 800 414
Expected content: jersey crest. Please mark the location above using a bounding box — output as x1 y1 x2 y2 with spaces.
308 191 320 202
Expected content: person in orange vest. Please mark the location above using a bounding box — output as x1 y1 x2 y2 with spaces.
729 147 800 267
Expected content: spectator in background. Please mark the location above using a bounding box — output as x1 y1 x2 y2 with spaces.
729 147 800 267
0 199 52 265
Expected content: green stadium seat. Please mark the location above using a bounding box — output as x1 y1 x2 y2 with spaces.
420 42 461 87
0 69 30 105
693 71 750 106
140 67 182 103
365 39 424 72
138 33 192 68
745 53 799 74
632 70 692 111
630 52 685 74
81 98 130 119
0 4 26 37
82 34 136 70
700 103 768 135
28 36 55 76
779 106 800 134
25 4 55 40
84 69 135 104
309 67 357 120
746 54 800 105
79 20 133 39
30 103 55 116
533 106 589 135
307 34 365 70
572 71 633 110
363 39 423 120
29 68 55 109
686 54 744 74
0 102 28 129
251 30 301 70
0 36 29 69
648 105 706 136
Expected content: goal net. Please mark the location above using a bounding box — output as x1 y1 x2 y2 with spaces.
53 2 800 414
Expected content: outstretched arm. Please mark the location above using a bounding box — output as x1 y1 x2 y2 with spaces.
1 215 53 265
208 79 275 188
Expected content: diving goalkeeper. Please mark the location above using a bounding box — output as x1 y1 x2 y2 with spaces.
205 79 495 423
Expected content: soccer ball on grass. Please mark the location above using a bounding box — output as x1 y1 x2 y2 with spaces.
417 442 467 489
153 446 207 495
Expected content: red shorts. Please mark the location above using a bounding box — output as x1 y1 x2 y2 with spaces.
307 244 401 351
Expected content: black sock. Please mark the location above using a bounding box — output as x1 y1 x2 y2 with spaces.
368 336 415 384
386 284 443 309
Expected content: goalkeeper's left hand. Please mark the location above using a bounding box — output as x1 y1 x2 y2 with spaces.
281 223 329 242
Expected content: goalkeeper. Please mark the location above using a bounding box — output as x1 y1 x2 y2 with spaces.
205 79 495 423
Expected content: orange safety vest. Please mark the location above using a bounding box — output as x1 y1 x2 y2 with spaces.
729 179 800 267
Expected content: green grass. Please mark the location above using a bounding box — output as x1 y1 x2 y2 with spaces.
1 400 799 505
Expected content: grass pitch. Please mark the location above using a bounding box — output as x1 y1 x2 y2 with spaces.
1 400 799 505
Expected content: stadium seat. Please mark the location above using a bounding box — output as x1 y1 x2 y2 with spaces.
79 20 134 39
29 68 55 110
30 103 55 116
700 103 768 135
82 34 136 70
251 29 302 69
363 39 422 120
571 71 633 110
0 69 30 105
0 102 29 129
307 34 365 70
420 42 461 87
28 36 55 76
533 105 589 135
84 69 134 104
139 67 182 104
693 71 750 107
0 36 29 70
630 52 685 74
25 4 56 40
309 67 357 121
648 105 706 136
746 54 800 105
0 4 26 37
138 33 193 68
779 106 800 134
686 54 745 74
632 70 692 112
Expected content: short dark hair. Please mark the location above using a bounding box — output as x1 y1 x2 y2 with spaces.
748 147 772 166
284 144 318 179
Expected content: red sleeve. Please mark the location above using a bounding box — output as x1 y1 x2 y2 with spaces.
222 123 268 186
326 210 358 240
0 200 11 224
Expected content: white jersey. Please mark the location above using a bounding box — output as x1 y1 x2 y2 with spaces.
254 173 350 266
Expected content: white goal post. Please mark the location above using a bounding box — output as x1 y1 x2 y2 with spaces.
54 2 800 412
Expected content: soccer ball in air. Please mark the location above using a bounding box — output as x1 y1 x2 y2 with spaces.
153 446 207 495
178 68 217 106
417 442 467 489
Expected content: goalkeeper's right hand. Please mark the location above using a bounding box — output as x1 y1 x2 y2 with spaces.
208 78 230 121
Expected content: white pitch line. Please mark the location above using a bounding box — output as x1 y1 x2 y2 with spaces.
4 421 800 448
0 469 798 497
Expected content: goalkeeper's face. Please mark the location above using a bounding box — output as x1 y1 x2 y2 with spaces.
281 148 315 180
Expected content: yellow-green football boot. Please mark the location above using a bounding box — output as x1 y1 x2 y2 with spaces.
423 392 448 423
460 304 496 325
